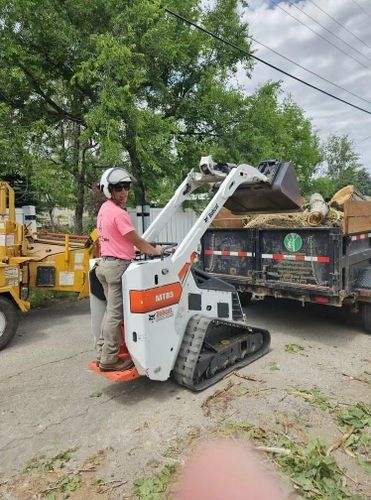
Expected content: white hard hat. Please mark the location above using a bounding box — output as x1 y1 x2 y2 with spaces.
99 167 132 199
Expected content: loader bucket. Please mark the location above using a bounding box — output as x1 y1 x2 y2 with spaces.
224 160 303 213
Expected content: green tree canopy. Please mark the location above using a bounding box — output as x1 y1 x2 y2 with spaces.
0 0 321 230
209 82 321 192
318 134 371 197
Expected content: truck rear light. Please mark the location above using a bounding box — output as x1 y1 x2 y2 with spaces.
313 296 329 304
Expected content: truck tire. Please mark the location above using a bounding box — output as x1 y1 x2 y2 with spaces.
238 292 252 307
0 297 19 350
361 302 371 334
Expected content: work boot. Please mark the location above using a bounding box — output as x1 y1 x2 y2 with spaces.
99 359 134 372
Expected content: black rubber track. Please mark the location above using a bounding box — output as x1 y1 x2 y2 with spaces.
172 314 270 391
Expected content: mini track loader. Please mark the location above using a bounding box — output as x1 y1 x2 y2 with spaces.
89 157 302 390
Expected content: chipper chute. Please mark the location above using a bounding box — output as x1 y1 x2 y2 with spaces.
207 159 303 213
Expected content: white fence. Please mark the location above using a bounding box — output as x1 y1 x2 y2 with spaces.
33 205 198 243
127 207 198 243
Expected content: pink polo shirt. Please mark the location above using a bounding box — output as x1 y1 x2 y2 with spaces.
97 200 135 260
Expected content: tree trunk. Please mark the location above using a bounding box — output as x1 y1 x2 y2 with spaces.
125 116 146 206
75 168 85 233
48 207 55 229
71 123 85 233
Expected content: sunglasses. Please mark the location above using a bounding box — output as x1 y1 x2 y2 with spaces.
112 182 131 192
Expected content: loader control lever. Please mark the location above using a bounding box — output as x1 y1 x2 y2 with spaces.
135 242 178 261
160 242 178 259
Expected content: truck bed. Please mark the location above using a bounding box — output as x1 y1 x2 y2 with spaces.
201 226 371 306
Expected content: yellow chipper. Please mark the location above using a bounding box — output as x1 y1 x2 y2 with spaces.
0 181 97 350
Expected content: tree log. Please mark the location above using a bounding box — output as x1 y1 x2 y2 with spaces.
307 193 329 226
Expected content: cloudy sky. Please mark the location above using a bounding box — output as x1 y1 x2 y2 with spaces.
235 0 371 168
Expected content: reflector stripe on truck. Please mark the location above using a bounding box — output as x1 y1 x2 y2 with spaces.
262 253 330 263
204 250 254 257
351 233 371 241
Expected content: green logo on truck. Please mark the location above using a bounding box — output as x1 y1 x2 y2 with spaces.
284 233 303 252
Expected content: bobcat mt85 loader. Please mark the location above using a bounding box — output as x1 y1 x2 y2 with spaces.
88 156 302 390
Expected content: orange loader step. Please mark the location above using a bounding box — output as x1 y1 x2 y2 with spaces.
88 354 141 382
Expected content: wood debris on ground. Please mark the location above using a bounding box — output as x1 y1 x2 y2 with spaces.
326 426 356 456
201 380 237 416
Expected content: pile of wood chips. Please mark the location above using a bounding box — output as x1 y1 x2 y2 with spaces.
212 185 368 230
243 208 343 229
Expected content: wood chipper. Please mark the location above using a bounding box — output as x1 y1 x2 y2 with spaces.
0 181 98 350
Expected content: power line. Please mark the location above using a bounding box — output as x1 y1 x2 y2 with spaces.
281 0 371 64
307 0 371 51
272 0 371 72
350 0 371 20
161 6 371 116
360 135 371 143
252 37 371 107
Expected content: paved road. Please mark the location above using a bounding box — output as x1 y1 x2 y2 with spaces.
0 297 370 496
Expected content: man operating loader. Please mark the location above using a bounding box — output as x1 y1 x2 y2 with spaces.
95 167 162 372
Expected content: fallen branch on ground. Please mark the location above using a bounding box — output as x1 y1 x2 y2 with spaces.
225 370 263 383
342 373 370 385
326 426 355 455
201 380 235 416
255 446 291 455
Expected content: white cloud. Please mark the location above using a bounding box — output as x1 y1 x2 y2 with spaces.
237 0 371 168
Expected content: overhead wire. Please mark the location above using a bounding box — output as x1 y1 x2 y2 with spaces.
280 0 371 64
161 6 371 116
307 0 371 51
251 37 371 107
350 0 371 21
271 0 371 71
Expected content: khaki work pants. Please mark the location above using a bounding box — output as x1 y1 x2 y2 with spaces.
95 259 131 364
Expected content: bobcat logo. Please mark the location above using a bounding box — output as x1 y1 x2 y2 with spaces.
148 308 174 323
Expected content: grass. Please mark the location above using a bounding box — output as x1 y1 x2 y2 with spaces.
24 448 78 473
268 361 280 371
274 438 352 499
45 474 82 499
89 390 103 398
287 387 334 411
135 396 367 499
133 463 178 500
223 420 355 499
285 343 305 354
337 403 371 431
337 403 371 471
26 289 77 308
223 420 268 441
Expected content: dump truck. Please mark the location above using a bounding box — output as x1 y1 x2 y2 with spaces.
200 169 371 334
0 181 98 350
